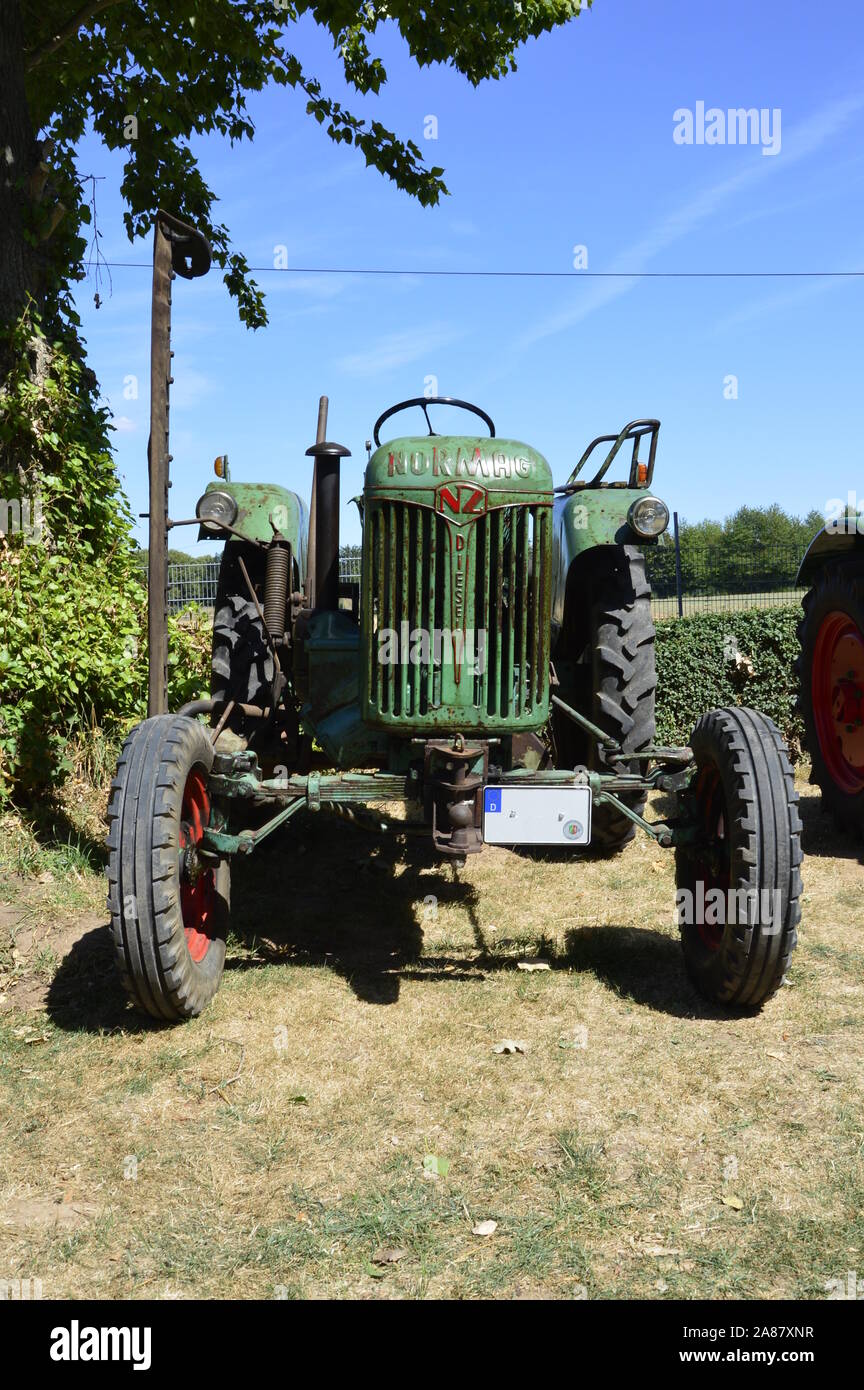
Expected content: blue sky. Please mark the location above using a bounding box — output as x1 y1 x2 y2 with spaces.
73 0 864 553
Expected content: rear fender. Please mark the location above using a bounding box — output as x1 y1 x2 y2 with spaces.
797 523 864 585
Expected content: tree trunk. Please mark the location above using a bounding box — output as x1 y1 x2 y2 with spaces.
0 0 38 332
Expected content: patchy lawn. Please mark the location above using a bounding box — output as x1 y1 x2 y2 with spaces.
0 774 862 1301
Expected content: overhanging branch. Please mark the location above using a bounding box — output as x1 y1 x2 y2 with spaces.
26 0 126 72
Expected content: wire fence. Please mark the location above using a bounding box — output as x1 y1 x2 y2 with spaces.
165 560 221 611
148 543 806 618
340 552 361 584
140 556 363 613
645 542 806 617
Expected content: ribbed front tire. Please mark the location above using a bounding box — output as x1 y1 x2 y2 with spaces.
675 707 802 1009
107 716 230 1022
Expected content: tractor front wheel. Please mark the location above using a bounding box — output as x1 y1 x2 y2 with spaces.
107 716 230 1021
675 707 802 1009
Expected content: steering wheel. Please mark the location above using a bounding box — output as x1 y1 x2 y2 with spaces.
372 396 496 448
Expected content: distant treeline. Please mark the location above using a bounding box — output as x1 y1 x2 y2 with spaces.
645 505 822 597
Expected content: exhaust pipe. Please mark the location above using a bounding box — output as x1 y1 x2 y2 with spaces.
305 395 328 604
306 424 350 611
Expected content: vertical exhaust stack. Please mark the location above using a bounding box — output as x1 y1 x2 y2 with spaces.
306 420 350 610
305 395 328 605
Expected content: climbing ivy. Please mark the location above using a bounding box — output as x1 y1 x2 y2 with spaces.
0 306 209 800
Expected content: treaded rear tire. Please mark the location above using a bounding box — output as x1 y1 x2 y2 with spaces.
553 545 656 852
795 560 864 835
211 542 273 731
676 707 802 1009
107 716 230 1022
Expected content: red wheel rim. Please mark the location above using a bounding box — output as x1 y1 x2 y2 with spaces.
179 768 216 963
691 765 729 951
812 611 864 795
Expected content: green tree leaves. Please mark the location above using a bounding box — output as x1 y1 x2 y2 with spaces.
646 506 818 599
19 0 590 330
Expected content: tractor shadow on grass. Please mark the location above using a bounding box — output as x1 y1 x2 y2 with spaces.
559 925 733 1020
44 920 163 1034
43 809 743 1028
225 812 723 1018
226 813 480 1005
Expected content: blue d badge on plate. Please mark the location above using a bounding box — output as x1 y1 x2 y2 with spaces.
484 789 501 815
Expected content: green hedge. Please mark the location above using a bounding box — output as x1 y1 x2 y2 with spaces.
655 605 803 756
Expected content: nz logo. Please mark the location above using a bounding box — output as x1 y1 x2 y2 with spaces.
435 482 487 525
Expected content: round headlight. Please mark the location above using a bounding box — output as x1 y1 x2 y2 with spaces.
628 495 669 538
196 490 238 529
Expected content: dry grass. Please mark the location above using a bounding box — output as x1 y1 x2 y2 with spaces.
0 773 862 1301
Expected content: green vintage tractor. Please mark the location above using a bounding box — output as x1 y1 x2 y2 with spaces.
107 214 803 1021
796 504 864 834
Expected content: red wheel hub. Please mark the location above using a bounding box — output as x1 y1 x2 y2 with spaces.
812 611 864 795
179 768 216 963
692 765 729 951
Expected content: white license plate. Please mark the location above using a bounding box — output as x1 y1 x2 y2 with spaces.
482 785 592 846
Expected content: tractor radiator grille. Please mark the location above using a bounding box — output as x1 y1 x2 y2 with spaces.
361 501 551 730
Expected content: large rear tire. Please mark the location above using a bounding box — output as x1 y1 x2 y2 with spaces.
795 561 864 835
211 542 274 732
107 716 230 1021
675 707 802 1009
552 546 656 852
